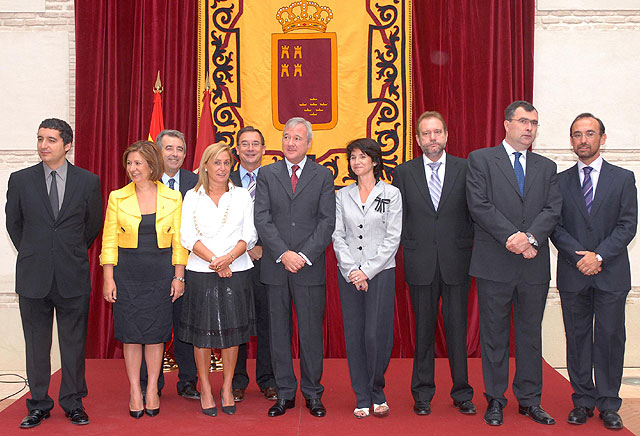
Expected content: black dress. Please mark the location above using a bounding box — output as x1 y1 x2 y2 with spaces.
113 213 173 343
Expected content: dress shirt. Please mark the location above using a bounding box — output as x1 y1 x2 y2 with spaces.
577 155 603 198
502 140 527 174
181 184 257 272
162 172 180 191
423 152 447 184
44 160 67 210
238 165 261 189
285 156 307 178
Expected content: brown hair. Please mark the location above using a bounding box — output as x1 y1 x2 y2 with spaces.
194 142 235 193
122 140 164 181
416 111 448 134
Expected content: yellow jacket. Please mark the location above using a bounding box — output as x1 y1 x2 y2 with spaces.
100 181 188 266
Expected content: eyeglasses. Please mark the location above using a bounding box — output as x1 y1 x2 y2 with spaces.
571 131 598 139
239 141 263 148
508 118 539 127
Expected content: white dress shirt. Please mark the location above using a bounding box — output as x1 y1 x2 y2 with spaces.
423 151 447 184
578 155 603 198
181 184 257 272
502 140 527 174
162 172 181 191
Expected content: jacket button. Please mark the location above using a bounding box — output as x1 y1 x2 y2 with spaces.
358 246 362 250
358 235 363 239
291 222 295 226
358 224 363 228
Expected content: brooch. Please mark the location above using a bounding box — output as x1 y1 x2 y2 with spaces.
374 196 390 213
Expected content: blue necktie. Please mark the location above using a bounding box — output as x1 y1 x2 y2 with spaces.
582 166 593 214
513 152 525 197
427 162 442 210
168 178 176 190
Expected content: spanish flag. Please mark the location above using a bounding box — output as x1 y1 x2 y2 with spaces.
148 71 165 142
193 87 215 171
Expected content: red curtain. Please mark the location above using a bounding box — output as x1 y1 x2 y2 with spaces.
411 0 535 357
75 0 198 358
74 0 534 358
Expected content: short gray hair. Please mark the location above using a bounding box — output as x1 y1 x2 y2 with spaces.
283 117 312 143
155 129 186 151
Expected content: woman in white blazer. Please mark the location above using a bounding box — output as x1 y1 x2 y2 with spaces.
332 138 402 418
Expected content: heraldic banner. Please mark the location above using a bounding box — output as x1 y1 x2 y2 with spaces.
198 0 412 186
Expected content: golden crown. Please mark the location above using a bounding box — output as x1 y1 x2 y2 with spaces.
276 0 333 33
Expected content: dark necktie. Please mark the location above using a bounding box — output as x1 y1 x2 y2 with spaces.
247 172 256 200
582 166 594 214
427 162 442 210
49 170 59 219
168 178 176 190
513 152 525 197
291 164 299 193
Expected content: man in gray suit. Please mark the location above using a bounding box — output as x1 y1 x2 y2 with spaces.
254 117 335 418
551 113 637 430
466 101 562 426
392 111 475 416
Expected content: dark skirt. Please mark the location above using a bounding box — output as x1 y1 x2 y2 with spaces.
112 213 173 344
178 269 255 349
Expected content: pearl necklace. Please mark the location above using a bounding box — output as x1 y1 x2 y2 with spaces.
193 188 232 239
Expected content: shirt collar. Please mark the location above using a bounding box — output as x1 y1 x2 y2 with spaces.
239 164 261 180
285 156 307 172
162 171 180 186
578 155 603 173
44 159 68 180
422 151 447 168
502 140 526 161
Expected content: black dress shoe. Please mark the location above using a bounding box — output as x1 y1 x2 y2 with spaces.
19 409 50 429
268 398 295 417
129 409 144 419
305 398 326 417
413 401 431 415
453 399 477 415
568 406 594 425
232 388 245 402
600 410 623 430
518 404 555 425
178 383 201 400
65 408 90 425
484 400 503 426
145 407 160 417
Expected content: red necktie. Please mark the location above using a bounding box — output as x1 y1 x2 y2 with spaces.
291 164 299 192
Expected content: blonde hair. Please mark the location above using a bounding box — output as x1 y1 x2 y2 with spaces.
194 142 235 193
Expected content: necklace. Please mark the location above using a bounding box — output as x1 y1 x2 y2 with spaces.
193 188 232 238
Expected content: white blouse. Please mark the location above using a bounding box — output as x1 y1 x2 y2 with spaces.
180 184 257 272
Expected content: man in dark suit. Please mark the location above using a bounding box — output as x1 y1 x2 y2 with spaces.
230 126 277 402
140 129 200 400
392 111 475 416
550 113 637 431
466 101 562 426
254 117 335 418
6 118 102 428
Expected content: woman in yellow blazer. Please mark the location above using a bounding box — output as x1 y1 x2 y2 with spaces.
101 140 188 419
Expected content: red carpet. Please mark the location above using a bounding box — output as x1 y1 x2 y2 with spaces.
0 358 634 435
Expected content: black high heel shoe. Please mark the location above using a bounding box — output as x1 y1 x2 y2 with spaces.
129 409 144 419
145 407 159 417
220 388 236 415
202 406 218 417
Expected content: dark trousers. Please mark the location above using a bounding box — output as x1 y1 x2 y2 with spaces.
476 278 548 408
339 268 395 408
140 294 197 393
409 265 473 403
19 281 90 413
560 286 628 412
268 277 325 401
233 269 275 390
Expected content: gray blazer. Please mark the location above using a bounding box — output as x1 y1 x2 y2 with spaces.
332 180 402 281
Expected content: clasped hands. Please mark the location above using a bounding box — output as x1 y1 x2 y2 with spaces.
281 250 306 273
209 254 233 278
349 269 369 292
575 250 601 276
506 231 537 259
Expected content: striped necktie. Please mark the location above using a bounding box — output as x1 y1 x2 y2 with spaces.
582 166 593 214
247 172 256 200
427 162 442 210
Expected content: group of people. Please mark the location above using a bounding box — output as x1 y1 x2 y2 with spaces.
6 101 636 432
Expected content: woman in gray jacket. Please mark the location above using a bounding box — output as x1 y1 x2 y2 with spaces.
332 138 402 419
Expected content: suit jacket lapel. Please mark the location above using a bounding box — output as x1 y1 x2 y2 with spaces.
57 162 78 221
274 160 294 199
589 160 612 217
408 158 435 211
292 159 317 199
523 151 541 198
33 163 55 220
439 158 460 210
494 146 522 198
564 164 591 221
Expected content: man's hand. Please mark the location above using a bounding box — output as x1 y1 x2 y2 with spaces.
281 250 306 273
506 232 531 254
248 245 263 261
522 245 538 259
576 250 602 276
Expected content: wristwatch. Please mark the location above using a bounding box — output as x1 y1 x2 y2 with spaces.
525 232 538 248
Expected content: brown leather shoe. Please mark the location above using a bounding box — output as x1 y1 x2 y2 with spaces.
232 388 245 402
262 386 278 400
